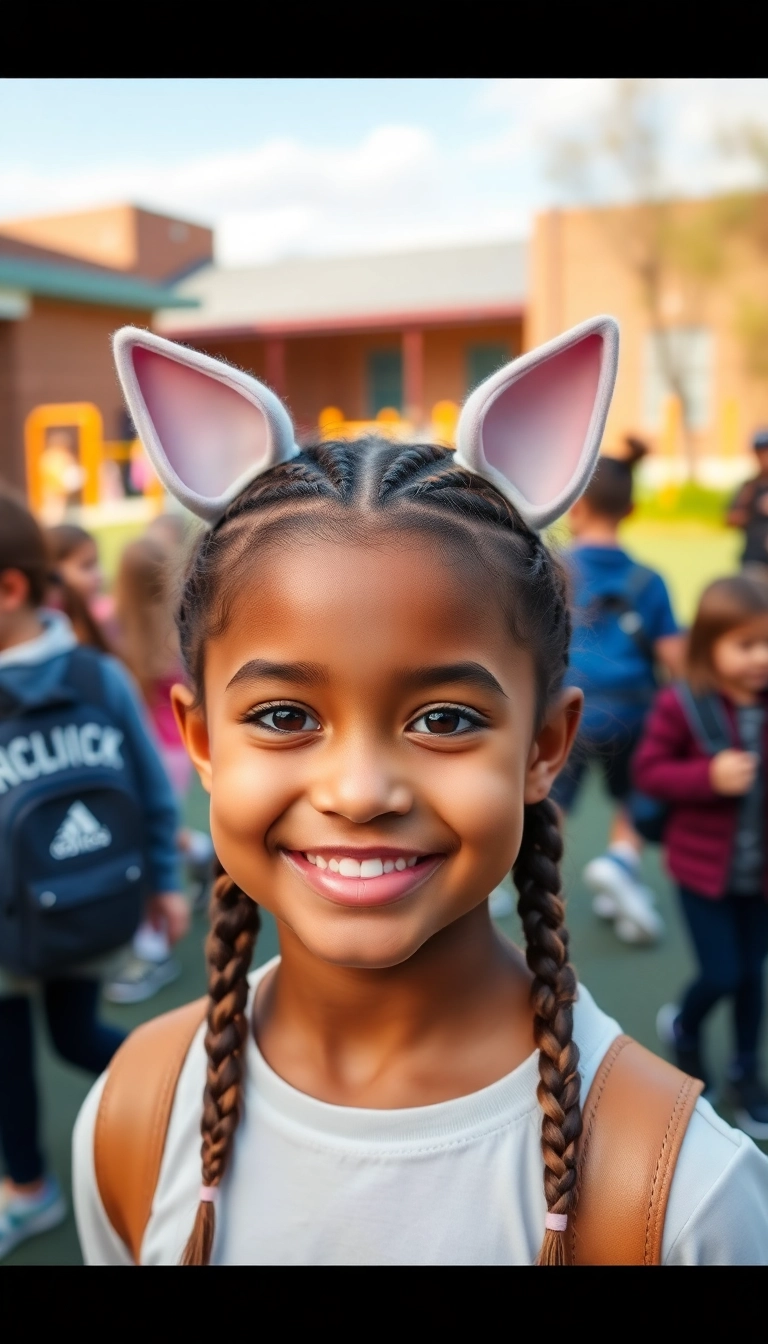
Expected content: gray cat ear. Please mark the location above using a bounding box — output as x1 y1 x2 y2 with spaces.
113 327 300 523
454 316 620 529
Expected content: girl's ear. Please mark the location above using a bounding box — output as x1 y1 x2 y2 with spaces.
524 688 583 805
113 328 300 524
170 683 212 794
455 316 619 530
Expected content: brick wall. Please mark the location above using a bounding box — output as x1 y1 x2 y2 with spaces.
0 298 151 493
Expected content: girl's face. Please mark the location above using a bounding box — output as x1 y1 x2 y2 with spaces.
712 615 768 697
58 541 101 603
175 535 579 970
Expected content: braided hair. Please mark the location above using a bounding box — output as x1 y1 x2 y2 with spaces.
178 437 580 1267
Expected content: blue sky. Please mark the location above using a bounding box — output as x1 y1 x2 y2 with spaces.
1 79 766 266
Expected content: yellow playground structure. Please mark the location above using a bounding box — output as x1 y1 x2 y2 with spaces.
24 397 462 523
24 402 163 521
318 401 460 446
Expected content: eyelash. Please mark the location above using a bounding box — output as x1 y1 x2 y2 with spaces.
407 703 487 736
241 701 320 733
241 700 487 736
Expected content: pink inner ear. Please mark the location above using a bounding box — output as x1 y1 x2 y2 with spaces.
132 346 270 498
482 335 603 506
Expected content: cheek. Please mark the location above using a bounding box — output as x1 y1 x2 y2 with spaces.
430 738 527 869
207 732 295 866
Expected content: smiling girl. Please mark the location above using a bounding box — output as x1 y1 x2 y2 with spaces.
72 323 768 1265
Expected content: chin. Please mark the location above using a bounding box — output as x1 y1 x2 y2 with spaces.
291 914 440 972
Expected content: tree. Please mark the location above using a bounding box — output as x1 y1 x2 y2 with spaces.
716 125 768 388
547 80 726 480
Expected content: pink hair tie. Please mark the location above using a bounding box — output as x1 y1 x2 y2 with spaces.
546 1212 568 1232
199 1186 219 1204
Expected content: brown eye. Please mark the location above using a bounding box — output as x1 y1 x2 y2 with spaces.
254 706 320 733
409 706 483 736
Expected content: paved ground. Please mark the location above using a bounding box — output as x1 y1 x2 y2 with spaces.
5 768 766 1265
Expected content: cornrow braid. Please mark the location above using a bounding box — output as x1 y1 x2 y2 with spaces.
513 797 581 1266
177 435 580 1266
181 863 260 1266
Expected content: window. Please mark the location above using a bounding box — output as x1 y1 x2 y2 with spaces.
466 344 509 393
367 350 403 416
643 328 713 431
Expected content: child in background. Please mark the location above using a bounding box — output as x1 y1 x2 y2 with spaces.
0 489 187 1260
726 429 768 582
47 524 118 646
103 535 212 1004
635 577 768 1138
551 439 686 945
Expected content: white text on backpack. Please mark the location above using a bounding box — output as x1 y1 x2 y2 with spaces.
0 724 125 794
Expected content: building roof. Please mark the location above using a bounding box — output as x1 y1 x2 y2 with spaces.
156 240 527 338
0 247 198 312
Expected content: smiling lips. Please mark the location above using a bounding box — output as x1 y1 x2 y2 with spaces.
283 849 444 907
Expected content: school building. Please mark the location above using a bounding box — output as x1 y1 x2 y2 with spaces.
0 206 211 494
153 243 526 440
2 193 768 499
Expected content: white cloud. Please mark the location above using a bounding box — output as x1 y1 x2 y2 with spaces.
2 82 767 268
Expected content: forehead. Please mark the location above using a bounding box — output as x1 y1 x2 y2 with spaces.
726 612 768 639
207 533 524 686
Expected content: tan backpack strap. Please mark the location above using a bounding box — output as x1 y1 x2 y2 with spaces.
570 1034 704 1265
94 996 207 1263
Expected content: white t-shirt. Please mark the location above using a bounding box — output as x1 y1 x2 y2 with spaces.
73 958 768 1265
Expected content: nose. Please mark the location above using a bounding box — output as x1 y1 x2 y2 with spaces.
308 735 413 824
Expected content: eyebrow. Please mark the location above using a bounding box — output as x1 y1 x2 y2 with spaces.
403 662 507 698
226 659 330 691
226 658 505 698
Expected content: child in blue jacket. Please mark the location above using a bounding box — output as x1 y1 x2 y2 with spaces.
551 440 686 944
0 488 189 1261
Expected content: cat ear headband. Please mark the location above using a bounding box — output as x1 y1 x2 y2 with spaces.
112 314 619 531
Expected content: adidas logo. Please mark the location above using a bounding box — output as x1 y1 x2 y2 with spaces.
50 802 112 860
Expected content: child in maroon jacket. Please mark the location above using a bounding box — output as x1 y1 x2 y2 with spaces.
633 576 768 1138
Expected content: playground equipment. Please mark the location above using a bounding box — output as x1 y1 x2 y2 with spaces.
318 401 460 448
24 402 163 520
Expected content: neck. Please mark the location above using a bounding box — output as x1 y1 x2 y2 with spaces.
571 520 621 547
0 609 45 655
717 679 761 707
255 903 534 1106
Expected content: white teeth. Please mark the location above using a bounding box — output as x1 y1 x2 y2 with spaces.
360 858 384 878
309 854 422 876
339 858 362 877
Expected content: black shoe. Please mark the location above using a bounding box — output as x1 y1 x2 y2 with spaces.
730 1075 768 1140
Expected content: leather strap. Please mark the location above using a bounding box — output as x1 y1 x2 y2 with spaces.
94 996 207 1263
95 1012 702 1266
570 1035 704 1265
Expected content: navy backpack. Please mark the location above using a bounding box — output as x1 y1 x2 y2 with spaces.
0 646 149 976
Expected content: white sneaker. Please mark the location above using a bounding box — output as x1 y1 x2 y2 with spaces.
0 1176 66 1261
583 855 664 945
104 955 181 1004
489 885 514 919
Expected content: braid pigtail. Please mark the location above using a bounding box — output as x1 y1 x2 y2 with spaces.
181 865 260 1266
513 797 582 1266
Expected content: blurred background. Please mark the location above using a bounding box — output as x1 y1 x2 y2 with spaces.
3 76 768 1261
